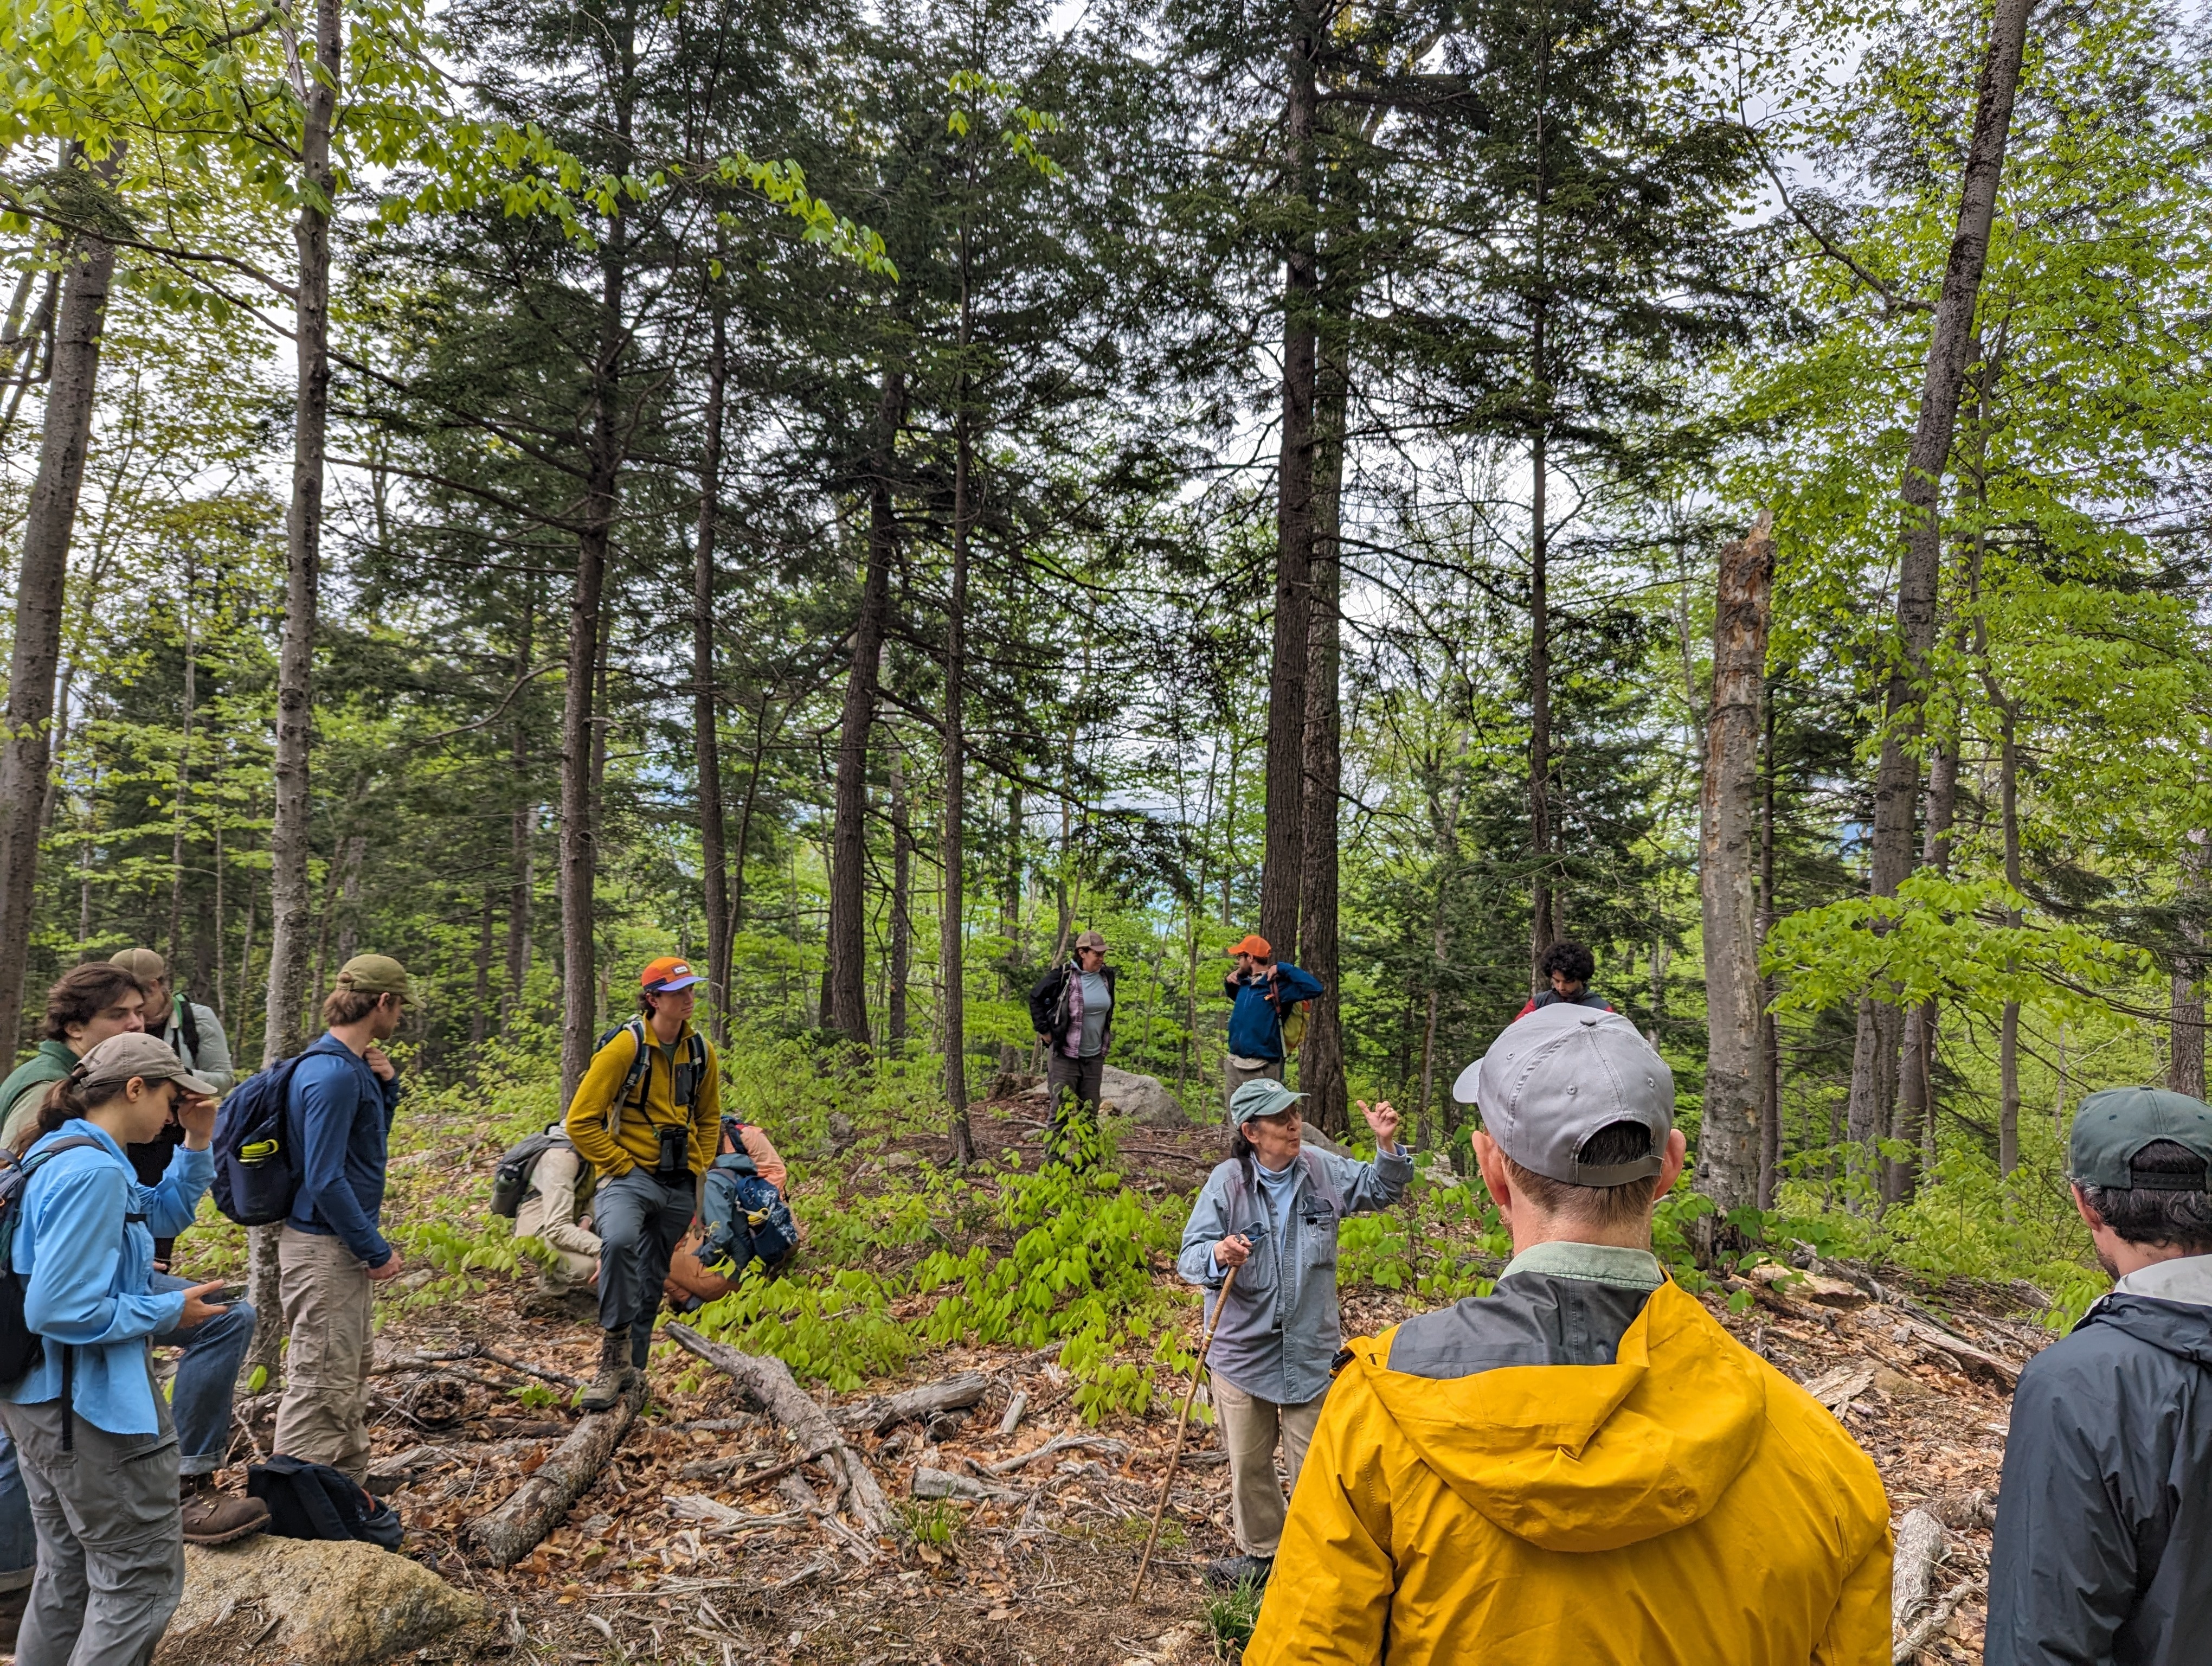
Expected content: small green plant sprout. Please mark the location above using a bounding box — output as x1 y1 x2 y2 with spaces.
510 1380 557 1411
1202 1576 1265 1661
897 1497 961 1559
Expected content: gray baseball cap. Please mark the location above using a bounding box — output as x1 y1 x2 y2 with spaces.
1229 1078 1303 1126
2069 1087 2212 1189
1451 1004 1675 1184
76 1033 217 1098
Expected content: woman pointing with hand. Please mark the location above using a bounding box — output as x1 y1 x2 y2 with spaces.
1177 1081 1411 1591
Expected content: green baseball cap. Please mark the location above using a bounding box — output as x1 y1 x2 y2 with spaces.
335 954 413 999
2069 1087 2212 1189
1230 1078 1303 1125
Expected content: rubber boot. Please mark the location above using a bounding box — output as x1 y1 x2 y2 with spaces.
581 1327 631 1412
180 1473 270 1546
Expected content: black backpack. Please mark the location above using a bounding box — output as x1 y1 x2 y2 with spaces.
210 1044 327 1226
248 1455 403 1549
488 1128 570 1219
0 1136 105 1389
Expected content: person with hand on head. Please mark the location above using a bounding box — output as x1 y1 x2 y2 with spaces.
1028 930 1118 1164
1987 1087 2212 1666
565 957 722 1412
1176 1079 1412 1591
1221 935 1324 1113
0 965 147 1156
0 1033 269 1666
273 956 411 1483
1240 1004 1891 1666
108 949 237 1272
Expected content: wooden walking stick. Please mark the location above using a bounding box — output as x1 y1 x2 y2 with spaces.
1132 1261 1238 1597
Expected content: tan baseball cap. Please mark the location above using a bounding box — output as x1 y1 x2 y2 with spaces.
108 947 167 982
1074 930 1106 951
77 1033 216 1097
336 954 413 999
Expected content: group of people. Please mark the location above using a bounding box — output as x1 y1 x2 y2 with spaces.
0 947 409 1663
1172 965 2212 1666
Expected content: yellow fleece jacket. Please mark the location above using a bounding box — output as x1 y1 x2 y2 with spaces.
562 1020 720 1180
1244 1280 1892 1666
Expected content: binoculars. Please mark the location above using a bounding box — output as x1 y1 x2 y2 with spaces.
655 1123 690 1181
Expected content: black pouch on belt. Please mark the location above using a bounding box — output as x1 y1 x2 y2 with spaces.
657 1123 689 1181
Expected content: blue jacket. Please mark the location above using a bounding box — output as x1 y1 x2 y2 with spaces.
1988 1271 2212 1666
1176 1142 1411 1405
285 1034 401 1266
1223 964 1324 1062
4 1122 211 1434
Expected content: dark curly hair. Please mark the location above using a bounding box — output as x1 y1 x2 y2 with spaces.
1538 940 1596 986
2079 1139 2212 1254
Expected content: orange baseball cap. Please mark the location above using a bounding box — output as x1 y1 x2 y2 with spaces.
1230 934 1271 958
640 956 702 993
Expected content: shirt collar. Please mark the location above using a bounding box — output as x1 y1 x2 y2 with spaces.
30 1119 125 1162
1502 1240 1665 1291
2113 1252 2212 1309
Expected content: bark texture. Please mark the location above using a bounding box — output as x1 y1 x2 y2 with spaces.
466 1379 644 1567
0 153 120 1048
695 308 730 1046
1697 513 1774 1218
1297 348 1347 1135
2174 831 2207 1099
1849 0 2032 1157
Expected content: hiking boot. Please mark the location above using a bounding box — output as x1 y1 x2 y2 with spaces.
181 1475 270 1546
0 1582 28 1650
580 1326 632 1412
1204 1554 1274 1590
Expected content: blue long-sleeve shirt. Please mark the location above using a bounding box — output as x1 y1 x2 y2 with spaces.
1223 963 1326 1062
284 1034 401 1266
4 1122 212 1434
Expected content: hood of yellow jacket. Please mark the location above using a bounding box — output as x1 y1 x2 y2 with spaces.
1357 1280 1767 1553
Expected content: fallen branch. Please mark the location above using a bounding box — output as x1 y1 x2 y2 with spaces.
1891 1315 2020 1392
914 1466 1027 1503
998 1391 1028 1436
1893 1578 1982 1664
832 1372 990 1433
664 1322 888 1537
465 1379 645 1567
667 1495 811 1535
1891 1508 1948 1634
986 1433 1128 1475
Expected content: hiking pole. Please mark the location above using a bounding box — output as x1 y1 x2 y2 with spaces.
1132 1261 1237 1598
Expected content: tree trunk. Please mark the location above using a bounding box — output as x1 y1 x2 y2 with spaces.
166 552 198 962
1527 418 1554 984
887 727 911 1050
1997 701 2022 1175
505 593 535 1025
826 368 902 1049
0 153 121 1051
1889 730 1958 1202
1697 513 1774 1220
1851 0 2032 1161
943 264 975 1166
263 0 344 1070
2173 831 2205 1098
558 57 632 1108
1259 25 1319 959
1297 343 1347 1135
695 306 731 1047
470 889 494 1048
1758 688 1780 1209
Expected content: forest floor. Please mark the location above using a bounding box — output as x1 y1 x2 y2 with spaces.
223 1092 2042 1666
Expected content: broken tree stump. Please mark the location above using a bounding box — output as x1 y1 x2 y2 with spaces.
664 1322 889 1536
465 1380 643 1568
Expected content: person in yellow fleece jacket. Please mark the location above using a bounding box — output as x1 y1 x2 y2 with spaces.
1244 1004 1892 1666
566 956 721 1411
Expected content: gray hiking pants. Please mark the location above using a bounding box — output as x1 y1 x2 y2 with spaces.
0 1358 184 1666
594 1167 695 1361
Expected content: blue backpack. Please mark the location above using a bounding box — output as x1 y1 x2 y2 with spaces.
210 1043 330 1226
699 1119 796 1279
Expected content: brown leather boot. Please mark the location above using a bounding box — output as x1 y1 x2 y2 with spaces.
580 1326 631 1412
0 1581 28 1650
180 1474 271 1546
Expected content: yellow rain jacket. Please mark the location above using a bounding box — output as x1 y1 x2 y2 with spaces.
1244 1280 1891 1665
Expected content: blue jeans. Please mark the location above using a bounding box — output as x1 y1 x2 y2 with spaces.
147 1273 256 1479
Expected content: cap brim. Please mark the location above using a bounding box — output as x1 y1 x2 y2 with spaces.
173 1069 218 1097
1450 1060 1482 1105
648 975 703 992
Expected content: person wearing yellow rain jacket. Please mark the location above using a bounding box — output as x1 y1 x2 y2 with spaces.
1244 1004 1892 1666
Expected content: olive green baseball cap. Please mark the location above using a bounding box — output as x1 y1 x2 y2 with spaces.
2069 1087 2212 1189
335 954 413 999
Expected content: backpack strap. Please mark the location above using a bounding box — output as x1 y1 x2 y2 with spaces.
176 997 202 1061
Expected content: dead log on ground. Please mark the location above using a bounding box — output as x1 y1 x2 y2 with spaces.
914 1466 1027 1503
986 1433 1128 1475
998 1391 1028 1436
465 1380 644 1568
1891 1507 1947 1634
832 1372 989 1433
1891 1315 2020 1392
1893 1579 1980 1664
664 1322 888 1536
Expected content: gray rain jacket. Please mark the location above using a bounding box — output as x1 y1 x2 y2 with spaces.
1987 1259 2212 1666
1176 1143 1412 1406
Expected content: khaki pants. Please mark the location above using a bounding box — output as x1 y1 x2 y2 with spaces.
515 1146 603 1287
1212 1374 1324 1558
273 1226 375 1479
